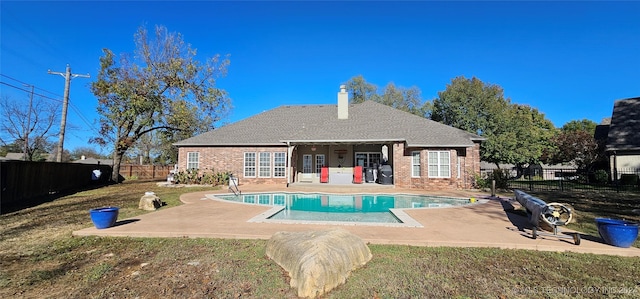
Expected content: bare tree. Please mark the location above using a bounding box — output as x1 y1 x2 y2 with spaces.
0 95 59 161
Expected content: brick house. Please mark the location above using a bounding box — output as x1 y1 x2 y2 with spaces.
174 86 483 190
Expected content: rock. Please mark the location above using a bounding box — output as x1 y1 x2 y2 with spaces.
266 228 372 298
139 192 162 211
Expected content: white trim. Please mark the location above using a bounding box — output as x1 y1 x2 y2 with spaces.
243 152 256 178
187 152 199 170
315 154 325 178
428 151 451 178
411 151 421 177
258 152 271 178
274 152 286 178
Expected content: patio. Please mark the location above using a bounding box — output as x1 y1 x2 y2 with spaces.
73 184 640 257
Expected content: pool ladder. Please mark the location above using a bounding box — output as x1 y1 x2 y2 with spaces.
229 175 241 196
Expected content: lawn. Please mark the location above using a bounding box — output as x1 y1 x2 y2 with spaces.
1 181 639 298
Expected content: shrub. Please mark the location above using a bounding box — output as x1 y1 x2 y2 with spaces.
473 173 489 189
487 169 511 189
593 170 608 184
173 168 200 184
173 168 232 186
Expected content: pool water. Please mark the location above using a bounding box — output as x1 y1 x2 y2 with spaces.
211 193 471 224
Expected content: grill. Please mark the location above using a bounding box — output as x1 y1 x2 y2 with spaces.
378 165 393 185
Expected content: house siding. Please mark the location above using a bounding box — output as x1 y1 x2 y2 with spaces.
177 146 289 185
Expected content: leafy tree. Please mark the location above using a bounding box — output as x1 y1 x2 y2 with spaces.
90 25 231 182
345 75 378 104
0 95 58 161
561 119 597 134
48 147 72 162
542 119 600 170
432 76 556 170
344 76 430 117
432 76 508 135
0 142 22 157
544 130 599 170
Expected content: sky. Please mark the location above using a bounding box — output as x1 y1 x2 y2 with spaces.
1 1 639 156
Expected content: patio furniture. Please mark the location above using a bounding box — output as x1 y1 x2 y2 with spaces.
353 166 363 184
320 167 329 183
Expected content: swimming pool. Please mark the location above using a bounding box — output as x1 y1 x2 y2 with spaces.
208 192 476 227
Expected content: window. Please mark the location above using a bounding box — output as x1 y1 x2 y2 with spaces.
428 151 450 178
259 152 271 177
315 154 325 177
244 152 256 177
302 154 312 174
187 152 199 169
355 152 382 168
411 151 421 177
274 152 286 178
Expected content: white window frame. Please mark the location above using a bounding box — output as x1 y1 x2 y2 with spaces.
259 152 271 177
244 152 256 177
428 151 450 178
315 154 325 177
187 152 199 170
274 152 286 178
302 154 312 175
411 151 421 177
355 152 382 168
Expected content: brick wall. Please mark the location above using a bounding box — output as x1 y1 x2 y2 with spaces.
177 146 289 185
393 142 481 190
178 141 482 190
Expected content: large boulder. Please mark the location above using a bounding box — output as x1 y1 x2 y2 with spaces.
139 192 162 211
266 228 372 298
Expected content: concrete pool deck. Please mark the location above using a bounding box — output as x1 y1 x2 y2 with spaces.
73 184 640 257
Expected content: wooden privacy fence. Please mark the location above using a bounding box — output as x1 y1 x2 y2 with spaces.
119 164 173 180
0 160 112 207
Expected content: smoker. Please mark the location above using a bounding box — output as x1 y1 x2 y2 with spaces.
378 165 393 185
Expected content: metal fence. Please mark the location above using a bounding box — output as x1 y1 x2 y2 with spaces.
480 167 640 192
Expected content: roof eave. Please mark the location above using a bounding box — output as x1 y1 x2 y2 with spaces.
279 138 406 144
406 143 476 148
606 147 640 152
174 142 287 147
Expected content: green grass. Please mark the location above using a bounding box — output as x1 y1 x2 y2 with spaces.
1 181 639 298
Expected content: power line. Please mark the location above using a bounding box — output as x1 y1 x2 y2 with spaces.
1 73 64 98
0 74 102 138
0 81 63 103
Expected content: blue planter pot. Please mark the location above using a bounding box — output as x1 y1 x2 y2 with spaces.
89 207 119 229
595 218 639 248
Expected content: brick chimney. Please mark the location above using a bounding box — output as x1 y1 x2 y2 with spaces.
338 85 348 119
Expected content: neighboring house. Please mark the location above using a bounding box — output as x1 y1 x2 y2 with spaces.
174 86 484 190
3 152 52 161
604 97 640 179
72 156 113 165
480 161 578 181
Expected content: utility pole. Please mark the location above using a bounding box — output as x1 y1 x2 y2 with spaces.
48 64 89 162
23 84 34 161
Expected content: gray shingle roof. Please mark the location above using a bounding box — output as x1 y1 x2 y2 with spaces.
606 97 640 151
175 101 483 147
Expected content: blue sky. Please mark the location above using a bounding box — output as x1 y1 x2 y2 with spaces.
1 1 639 155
